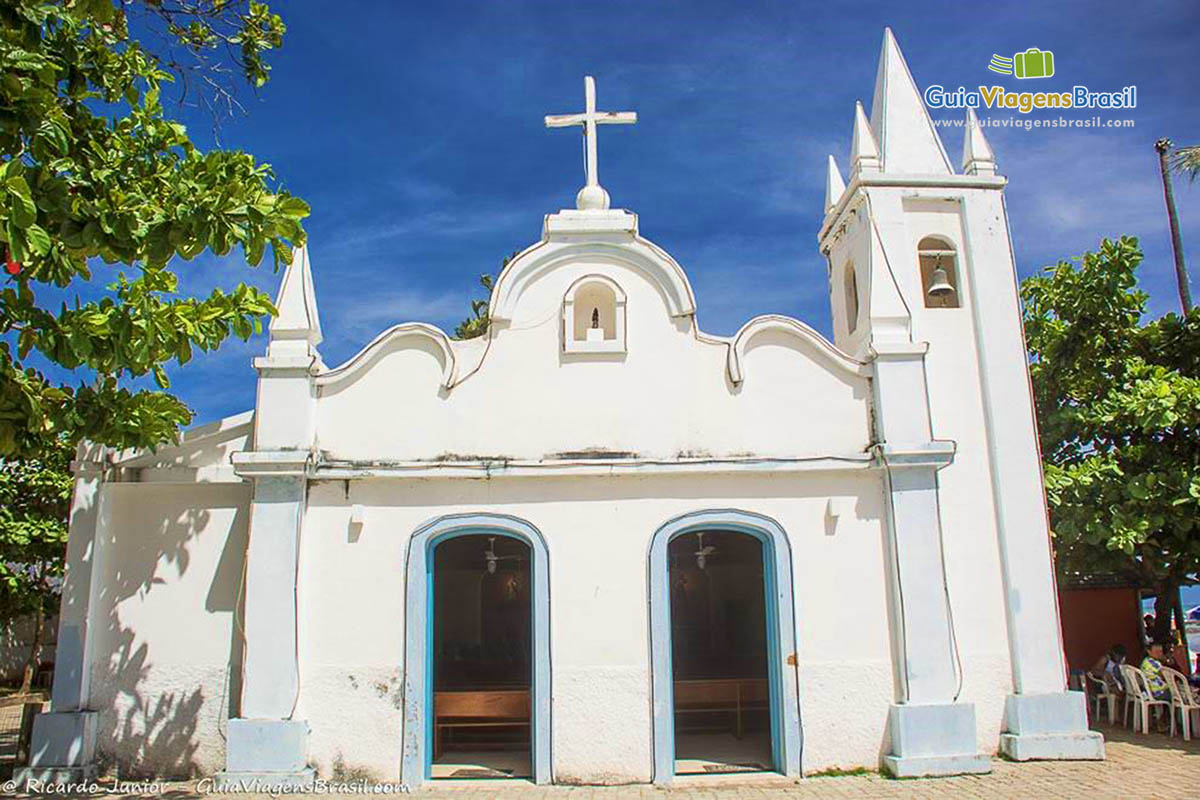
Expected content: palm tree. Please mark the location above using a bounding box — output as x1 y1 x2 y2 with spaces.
1172 144 1200 181
1156 138 1193 311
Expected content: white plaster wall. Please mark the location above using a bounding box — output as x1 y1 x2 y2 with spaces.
86 482 250 778
296 480 407 781
896 193 1015 750
825 186 1019 756
292 470 954 781
315 258 872 462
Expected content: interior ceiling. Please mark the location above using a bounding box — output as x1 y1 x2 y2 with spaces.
434 534 530 570
669 529 762 566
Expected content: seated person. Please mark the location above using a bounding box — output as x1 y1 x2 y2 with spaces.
1140 641 1171 701
1089 644 1126 695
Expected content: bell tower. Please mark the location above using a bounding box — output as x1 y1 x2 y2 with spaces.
818 29 1104 777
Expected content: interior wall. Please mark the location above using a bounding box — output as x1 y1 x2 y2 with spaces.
669 532 767 681
433 535 531 691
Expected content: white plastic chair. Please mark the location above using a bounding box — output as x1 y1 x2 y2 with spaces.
1120 664 1169 733
1163 667 1200 741
1086 672 1118 723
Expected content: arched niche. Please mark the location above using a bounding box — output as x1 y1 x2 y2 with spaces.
562 274 627 354
917 236 961 309
843 261 860 335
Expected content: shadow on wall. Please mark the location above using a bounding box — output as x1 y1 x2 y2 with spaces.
87 497 247 779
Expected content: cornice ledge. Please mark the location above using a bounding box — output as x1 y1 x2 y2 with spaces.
867 340 930 360
872 440 956 470
231 449 313 477
819 172 1007 245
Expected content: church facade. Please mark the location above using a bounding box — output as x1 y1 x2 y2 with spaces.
23 30 1103 789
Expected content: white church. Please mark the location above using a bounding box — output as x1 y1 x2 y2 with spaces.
22 29 1104 788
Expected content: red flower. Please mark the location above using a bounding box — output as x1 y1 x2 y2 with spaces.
4 250 19 276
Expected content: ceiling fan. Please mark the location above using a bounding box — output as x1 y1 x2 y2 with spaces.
483 536 524 574
694 532 717 570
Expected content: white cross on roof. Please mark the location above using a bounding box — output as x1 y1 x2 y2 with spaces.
545 76 636 210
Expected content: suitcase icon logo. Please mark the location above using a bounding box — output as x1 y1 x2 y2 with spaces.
988 48 1055 79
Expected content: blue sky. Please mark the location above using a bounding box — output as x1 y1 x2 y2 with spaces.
99 1 1200 421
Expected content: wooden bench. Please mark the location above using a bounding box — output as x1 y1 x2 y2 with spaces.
433 689 530 758
674 678 767 738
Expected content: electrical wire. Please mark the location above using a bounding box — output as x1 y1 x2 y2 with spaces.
858 190 966 703
223 455 311 724
877 451 911 704
218 545 250 740
932 465 965 702
445 300 562 392
287 469 309 721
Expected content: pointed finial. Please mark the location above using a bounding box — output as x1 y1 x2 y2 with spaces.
870 27 952 174
825 155 846 213
851 101 880 175
270 243 322 348
961 108 996 175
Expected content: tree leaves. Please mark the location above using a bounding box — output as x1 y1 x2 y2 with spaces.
0 0 305 457
1023 236 1200 593
0 438 71 619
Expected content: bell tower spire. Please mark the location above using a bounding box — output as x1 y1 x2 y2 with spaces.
869 27 952 174
824 155 846 213
961 108 997 176
850 101 881 176
818 26 1104 779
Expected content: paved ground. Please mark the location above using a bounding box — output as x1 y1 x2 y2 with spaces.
3 723 1199 799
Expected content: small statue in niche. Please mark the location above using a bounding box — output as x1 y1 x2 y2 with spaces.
584 306 605 343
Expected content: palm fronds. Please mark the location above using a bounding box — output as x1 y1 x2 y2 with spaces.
1171 144 1200 181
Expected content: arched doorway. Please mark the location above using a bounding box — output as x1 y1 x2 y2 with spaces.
401 514 552 789
649 510 801 784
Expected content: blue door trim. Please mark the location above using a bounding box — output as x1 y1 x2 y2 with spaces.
648 509 802 784
400 513 552 788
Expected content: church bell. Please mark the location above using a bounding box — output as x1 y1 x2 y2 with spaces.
927 258 955 298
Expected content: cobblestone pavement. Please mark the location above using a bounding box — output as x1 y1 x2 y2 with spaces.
4 724 1199 799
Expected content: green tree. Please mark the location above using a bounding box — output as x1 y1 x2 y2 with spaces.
453 272 493 340
0 1 305 687
1 0 307 456
1022 236 1200 643
452 252 519 340
0 438 70 692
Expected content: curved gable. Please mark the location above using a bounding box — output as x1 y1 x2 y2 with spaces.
312 212 870 463
489 211 696 323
